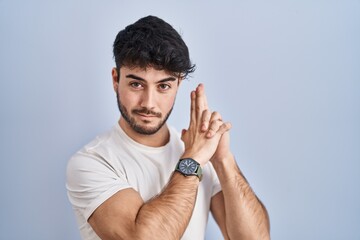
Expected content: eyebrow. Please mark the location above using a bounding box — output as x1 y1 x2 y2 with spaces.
126 74 177 83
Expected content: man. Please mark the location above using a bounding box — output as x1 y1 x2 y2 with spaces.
66 16 270 240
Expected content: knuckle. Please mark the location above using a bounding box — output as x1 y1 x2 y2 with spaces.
213 111 221 117
202 109 209 117
212 118 222 125
211 112 222 121
220 123 227 130
208 125 216 131
209 120 217 126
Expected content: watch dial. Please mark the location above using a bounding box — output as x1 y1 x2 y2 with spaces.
179 159 197 174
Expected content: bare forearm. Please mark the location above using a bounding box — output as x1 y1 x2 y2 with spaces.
213 156 270 240
134 172 199 240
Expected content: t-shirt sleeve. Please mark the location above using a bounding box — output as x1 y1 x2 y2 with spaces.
66 151 132 221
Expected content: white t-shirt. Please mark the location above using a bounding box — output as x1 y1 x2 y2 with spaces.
66 124 221 240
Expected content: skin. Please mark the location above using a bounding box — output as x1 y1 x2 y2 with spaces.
183 85 271 240
114 66 178 147
88 66 270 239
209 135 271 239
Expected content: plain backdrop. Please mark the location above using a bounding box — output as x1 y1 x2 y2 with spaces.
0 0 359 239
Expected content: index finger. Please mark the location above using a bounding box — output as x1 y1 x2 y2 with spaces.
189 90 196 128
195 83 208 120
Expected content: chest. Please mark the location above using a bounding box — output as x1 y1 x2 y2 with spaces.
113 146 180 201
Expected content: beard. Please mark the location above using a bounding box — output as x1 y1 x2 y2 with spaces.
116 93 173 135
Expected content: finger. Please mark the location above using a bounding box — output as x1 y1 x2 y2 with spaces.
198 84 208 110
206 119 224 138
195 84 208 120
207 112 221 137
216 122 232 135
181 129 187 137
206 111 222 137
181 129 187 141
189 90 196 128
209 111 222 123
201 109 211 132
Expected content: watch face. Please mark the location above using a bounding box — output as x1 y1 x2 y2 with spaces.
179 159 198 175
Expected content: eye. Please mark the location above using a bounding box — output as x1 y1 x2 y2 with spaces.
130 82 143 89
158 83 171 91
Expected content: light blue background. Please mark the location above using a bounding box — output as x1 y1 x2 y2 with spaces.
1 0 359 239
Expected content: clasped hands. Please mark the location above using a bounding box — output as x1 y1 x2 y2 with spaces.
181 84 232 167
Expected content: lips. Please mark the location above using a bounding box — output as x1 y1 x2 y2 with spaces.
132 108 161 118
137 113 157 118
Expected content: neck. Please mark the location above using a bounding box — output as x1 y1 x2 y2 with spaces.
118 118 170 147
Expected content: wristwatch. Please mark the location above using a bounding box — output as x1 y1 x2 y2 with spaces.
175 158 203 181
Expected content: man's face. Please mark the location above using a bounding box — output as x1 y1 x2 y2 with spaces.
114 66 180 135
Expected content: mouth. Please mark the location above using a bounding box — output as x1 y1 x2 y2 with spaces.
133 109 161 119
136 113 158 118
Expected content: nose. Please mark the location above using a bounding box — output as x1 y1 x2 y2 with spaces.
140 88 156 109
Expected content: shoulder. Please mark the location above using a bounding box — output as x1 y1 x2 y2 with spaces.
66 126 131 201
66 126 120 175
73 125 123 156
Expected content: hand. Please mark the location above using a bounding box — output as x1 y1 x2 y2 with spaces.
181 84 231 166
210 131 234 166
198 92 233 165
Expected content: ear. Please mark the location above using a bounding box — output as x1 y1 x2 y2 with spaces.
112 67 119 92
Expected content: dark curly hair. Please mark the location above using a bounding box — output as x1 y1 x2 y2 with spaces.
113 16 195 80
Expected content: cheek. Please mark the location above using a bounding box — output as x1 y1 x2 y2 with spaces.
119 90 138 107
161 94 176 110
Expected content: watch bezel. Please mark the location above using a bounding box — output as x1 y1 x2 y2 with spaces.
175 158 203 181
